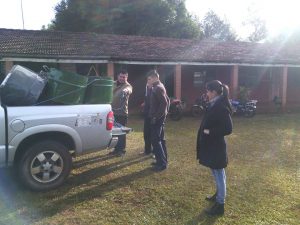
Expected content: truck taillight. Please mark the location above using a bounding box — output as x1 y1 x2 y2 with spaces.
106 111 114 130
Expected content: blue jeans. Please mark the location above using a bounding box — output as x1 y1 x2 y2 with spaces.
114 115 128 152
211 169 226 204
150 117 167 167
143 117 152 154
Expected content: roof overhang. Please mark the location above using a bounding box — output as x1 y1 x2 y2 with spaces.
0 57 110 64
113 60 300 67
1 57 300 67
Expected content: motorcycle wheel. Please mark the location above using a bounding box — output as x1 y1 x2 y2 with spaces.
169 107 183 121
191 106 203 117
244 109 255 118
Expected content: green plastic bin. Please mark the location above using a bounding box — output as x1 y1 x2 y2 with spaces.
45 68 88 105
84 76 113 104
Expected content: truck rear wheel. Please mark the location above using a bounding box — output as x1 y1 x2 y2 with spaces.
18 140 72 191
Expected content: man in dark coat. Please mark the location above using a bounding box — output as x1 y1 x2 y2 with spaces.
196 80 233 216
142 80 152 155
147 70 169 171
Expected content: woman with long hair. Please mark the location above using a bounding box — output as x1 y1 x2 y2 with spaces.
196 80 233 216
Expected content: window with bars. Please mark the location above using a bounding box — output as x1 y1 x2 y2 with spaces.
193 71 206 87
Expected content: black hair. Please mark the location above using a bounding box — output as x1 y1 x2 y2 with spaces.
206 80 232 114
146 69 159 79
119 69 128 75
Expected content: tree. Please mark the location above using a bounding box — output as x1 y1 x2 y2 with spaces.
200 10 237 41
242 7 268 42
288 29 300 44
49 0 201 39
249 19 268 42
272 28 300 45
50 0 89 32
246 18 268 42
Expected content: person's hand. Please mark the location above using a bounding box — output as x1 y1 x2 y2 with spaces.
203 129 210 135
122 89 129 98
151 117 156 125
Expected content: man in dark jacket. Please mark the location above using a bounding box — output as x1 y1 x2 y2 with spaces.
142 80 152 155
147 70 169 171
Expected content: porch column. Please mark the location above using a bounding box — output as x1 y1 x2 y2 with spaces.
174 64 182 99
279 66 288 111
230 65 239 99
107 62 114 78
4 61 13 74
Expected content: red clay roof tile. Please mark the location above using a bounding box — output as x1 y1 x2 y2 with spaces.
1 28 300 64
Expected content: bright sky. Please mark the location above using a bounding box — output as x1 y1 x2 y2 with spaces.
0 0 61 30
0 0 299 40
185 0 300 39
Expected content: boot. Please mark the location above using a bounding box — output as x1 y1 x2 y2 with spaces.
205 192 217 202
205 202 224 216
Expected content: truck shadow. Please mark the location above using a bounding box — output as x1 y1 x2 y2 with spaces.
41 167 155 218
67 153 152 188
0 153 155 223
0 168 23 197
72 152 117 169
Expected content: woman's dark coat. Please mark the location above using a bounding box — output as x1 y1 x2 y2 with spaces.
196 96 233 169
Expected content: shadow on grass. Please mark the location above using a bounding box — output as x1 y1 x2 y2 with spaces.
185 210 218 225
66 153 151 187
0 168 23 200
72 152 121 169
0 153 155 224
33 167 155 221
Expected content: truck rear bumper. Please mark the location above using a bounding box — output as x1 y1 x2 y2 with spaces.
107 136 118 149
107 124 132 150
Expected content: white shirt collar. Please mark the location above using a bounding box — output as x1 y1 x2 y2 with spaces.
209 95 221 107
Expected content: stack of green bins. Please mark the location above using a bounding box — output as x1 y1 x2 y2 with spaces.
45 68 88 105
84 76 113 104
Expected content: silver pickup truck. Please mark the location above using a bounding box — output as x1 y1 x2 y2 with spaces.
0 102 127 191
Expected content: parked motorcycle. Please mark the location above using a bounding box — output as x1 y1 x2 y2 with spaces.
191 94 208 117
230 99 258 117
168 98 185 121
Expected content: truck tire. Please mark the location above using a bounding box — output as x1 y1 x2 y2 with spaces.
18 140 72 191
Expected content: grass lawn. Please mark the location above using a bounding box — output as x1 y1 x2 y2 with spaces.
0 113 299 225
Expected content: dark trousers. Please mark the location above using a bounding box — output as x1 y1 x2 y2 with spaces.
114 115 128 152
143 117 152 154
150 117 167 167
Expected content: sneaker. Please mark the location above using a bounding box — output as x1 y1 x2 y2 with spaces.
151 161 159 166
205 193 217 202
205 202 224 216
151 165 167 171
108 151 118 155
109 150 125 156
116 152 125 157
116 150 126 157
140 151 152 155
